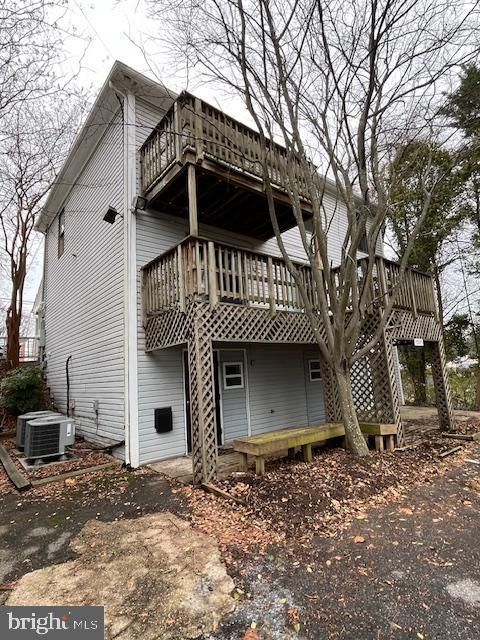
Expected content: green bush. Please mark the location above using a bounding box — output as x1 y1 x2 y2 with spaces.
0 366 49 415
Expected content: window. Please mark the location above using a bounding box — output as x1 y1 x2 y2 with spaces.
58 209 65 258
308 359 322 381
223 361 244 389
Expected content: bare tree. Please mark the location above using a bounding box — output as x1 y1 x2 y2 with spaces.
146 0 478 454
0 96 85 368
0 0 71 126
0 0 87 369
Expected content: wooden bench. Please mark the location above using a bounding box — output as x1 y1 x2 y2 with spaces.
233 422 397 475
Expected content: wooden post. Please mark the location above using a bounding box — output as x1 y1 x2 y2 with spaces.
377 258 388 309
238 452 248 472
386 435 395 451
267 256 276 316
174 101 182 163
430 276 439 320
375 435 385 452
255 456 265 476
188 317 218 484
187 164 199 236
407 270 417 318
194 97 204 162
207 241 218 308
431 339 455 431
302 443 312 463
177 244 186 312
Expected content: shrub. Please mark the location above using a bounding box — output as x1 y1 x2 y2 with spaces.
0 366 49 415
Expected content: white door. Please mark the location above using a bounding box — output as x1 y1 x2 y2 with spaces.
218 349 249 443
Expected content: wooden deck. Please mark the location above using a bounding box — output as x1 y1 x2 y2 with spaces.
142 236 438 321
140 91 310 201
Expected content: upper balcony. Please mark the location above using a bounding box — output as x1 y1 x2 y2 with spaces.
141 237 438 325
139 92 311 241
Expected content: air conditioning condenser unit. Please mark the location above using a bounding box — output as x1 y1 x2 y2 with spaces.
16 411 61 450
24 416 75 464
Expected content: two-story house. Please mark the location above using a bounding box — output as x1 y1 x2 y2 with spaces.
35 62 454 483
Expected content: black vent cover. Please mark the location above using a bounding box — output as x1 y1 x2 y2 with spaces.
154 407 173 433
27 422 61 458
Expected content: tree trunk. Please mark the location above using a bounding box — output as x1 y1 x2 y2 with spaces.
5 307 20 369
335 365 369 456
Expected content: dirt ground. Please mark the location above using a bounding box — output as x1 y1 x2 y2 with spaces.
6 512 235 639
1 414 480 639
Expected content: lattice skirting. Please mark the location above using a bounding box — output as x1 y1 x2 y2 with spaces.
145 302 319 351
145 302 453 481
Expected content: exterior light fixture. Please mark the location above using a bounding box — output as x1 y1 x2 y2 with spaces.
132 195 147 213
103 206 120 224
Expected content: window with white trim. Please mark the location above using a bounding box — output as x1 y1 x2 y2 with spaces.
308 359 322 381
223 361 244 389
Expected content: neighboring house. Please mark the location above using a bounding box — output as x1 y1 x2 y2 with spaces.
35 62 454 482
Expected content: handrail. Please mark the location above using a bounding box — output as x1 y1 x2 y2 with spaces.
139 91 311 198
141 237 437 319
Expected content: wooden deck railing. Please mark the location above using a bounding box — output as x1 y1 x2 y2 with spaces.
142 237 437 319
140 92 310 198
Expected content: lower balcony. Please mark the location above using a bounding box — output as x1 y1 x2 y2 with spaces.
141 237 437 332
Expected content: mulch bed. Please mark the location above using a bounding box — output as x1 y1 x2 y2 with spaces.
182 417 480 562
0 437 118 495
404 415 480 448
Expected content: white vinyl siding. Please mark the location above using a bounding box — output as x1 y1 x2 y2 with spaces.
43 111 125 447
246 344 308 435
135 99 188 464
304 351 326 424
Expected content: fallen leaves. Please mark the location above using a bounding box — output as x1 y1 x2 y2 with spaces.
182 485 283 555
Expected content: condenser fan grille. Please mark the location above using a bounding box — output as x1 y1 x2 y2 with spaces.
27 423 61 457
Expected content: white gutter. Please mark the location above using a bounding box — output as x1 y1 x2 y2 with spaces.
110 81 139 468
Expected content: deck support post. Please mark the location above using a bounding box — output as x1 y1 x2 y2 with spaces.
323 362 342 422
369 328 404 446
383 331 403 445
187 164 199 236
188 315 217 484
349 313 404 447
431 339 455 431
